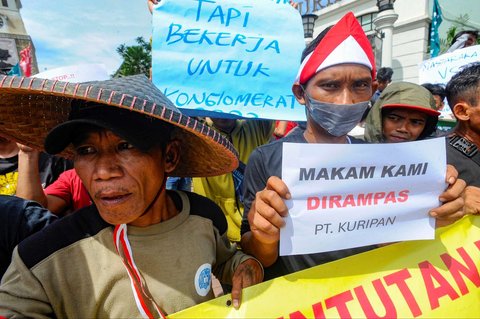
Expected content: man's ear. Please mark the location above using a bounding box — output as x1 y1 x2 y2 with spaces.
452 102 470 121
292 83 306 105
164 140 180 174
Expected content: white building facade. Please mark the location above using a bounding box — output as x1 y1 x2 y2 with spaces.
0 0 38 75
298 0 479 84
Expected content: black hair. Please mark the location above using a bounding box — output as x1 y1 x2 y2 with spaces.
450 30 478 46
421 83 446 101
420 115 438 139
69 104 174 153
301 26 333 62
445 62 480 107
71 122 172 153
376 67 394 82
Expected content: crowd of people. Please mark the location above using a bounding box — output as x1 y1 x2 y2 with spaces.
0 2 478 318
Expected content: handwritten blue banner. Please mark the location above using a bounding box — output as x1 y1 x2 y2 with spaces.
152 0 306 120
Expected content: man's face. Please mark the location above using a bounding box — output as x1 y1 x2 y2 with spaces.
377 80 390 92
303 64 373 104
465 34 478 47
73 128 166 226
466 95 480 136
382 108 428 143
432 94 445 111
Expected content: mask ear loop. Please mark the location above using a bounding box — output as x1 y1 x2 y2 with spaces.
299 84 307 97
299 84 313 116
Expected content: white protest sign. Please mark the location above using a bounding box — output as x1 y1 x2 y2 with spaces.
152 0 306 120
419 45 479 119
419 45 479 85
35 64 109 83
280 138 446 256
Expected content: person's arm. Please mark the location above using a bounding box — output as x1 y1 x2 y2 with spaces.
16 144 70 215
241 176 290 267
462 186 480 216
230 257 263 309
148 0 158 14
0 248 53 317
0 196 58 279
240 147 286 267
273 121 288 139
211 226 263 309
42 194 70 216
16 144 48 207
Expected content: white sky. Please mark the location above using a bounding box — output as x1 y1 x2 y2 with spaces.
20 0 479 76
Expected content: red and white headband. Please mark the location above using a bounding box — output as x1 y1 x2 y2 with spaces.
296 12 376 85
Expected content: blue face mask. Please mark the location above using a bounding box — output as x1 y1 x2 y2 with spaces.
304 93 370 137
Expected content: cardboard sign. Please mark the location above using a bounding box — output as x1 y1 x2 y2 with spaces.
152 0 306 120
34 64 109 83
280 138 446 256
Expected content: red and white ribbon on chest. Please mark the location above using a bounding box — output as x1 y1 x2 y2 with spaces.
113 224 167 319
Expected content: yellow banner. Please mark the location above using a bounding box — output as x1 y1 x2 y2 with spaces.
170 216 480 318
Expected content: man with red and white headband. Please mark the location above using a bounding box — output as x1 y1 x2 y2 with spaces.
240 12 467 281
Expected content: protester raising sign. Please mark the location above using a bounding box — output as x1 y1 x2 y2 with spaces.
280 138 446 256
151 0 306 120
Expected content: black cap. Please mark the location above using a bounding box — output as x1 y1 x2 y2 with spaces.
45 103 173 155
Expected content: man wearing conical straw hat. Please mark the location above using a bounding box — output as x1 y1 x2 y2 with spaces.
0 74 263 317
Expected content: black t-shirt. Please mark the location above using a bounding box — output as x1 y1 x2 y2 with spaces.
0 153 72 195
0 195 58 279
241 129 375 280
446 137 480 187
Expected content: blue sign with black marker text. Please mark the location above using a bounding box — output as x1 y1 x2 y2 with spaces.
152 0 306 120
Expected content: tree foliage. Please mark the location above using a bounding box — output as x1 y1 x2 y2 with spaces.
439 14 480 53
113 36 151 78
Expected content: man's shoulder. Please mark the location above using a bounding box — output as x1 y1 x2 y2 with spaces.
446 135 480 168
0 195 57 235
18 205 108 269
446 134 479 158
349 136 367 144
235 119 275 141
254 128 306 154
175 191 228 235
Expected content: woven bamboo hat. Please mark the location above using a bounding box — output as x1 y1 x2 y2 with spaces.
0 74 238 177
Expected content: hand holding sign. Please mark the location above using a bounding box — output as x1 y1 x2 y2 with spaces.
462 185 480 216
230 258 263 309
244 176 290 267
431 164 466 227
277 140 470 256
242 140 468 266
